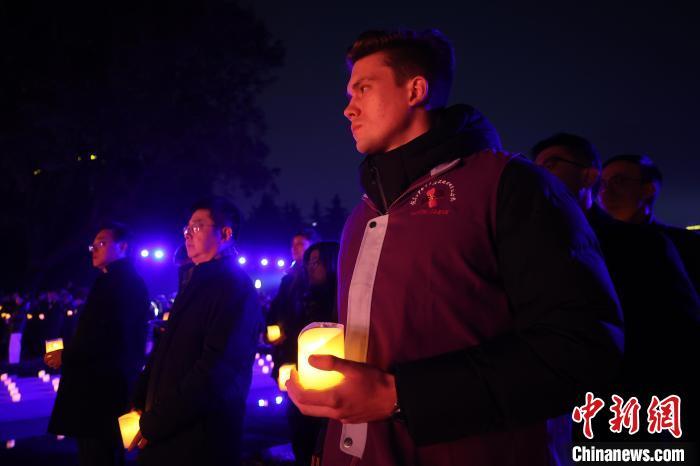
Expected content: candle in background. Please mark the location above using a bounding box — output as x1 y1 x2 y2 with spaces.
277 363 295 391
297 322 344 390
266 325 281 343
45 338 64 353
118 411 141 449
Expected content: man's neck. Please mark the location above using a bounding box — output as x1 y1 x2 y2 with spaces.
383 108 432 154
579 190 594 212
613 206 653 224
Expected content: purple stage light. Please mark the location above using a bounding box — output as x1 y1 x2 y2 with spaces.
277 259 285 268
140 249 150 258
254 279 262 289
260 258 269 266
154 249 165 260
238 256 247 265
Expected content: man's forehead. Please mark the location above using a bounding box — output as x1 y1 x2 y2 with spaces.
604 161 640 175
536 145 575 160
189 209 212 223
347 54 392 90
94 229 113 241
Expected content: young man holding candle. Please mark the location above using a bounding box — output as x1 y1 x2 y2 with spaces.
129 196 261 466
286 29 623 466
45 222 150 466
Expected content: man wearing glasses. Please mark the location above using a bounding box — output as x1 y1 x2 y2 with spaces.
130 196 261 466
598 154 700 293
46 222 150 466
533 135 699 442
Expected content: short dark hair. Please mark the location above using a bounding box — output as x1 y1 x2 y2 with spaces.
602 154 663 186
96 221 132 244
190 196 242 241
531 133 601 170
293 228 320 244
346 29 455 108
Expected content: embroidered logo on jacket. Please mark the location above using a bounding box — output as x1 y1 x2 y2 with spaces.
409 179 457 215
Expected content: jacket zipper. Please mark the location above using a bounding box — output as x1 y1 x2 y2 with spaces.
370 165 390 214
365 157 463 215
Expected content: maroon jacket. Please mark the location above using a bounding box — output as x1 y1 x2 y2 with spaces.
322 116 622 466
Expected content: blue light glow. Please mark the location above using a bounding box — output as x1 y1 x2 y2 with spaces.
254 279 262 289
260 258 269 266
277 259 285 268
140 249 150 258
238 256 247 265
154 249 165 260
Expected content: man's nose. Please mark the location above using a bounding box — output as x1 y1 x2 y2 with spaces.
344 100 358 120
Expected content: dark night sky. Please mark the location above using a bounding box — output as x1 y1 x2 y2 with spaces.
250 1 699 226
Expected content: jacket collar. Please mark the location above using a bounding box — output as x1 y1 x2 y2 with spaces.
359 104 501 212
104 257 133 274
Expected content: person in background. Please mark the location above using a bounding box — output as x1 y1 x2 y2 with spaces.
45 222 150 466
533 134 700 441
280 241 340 466
130 197 262 466
266 228 319 366
598 153 700 293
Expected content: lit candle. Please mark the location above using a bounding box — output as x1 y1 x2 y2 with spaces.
266 325 281 342
297 322 344 390
118 411 141 449
277 363 295 391
45 338 64 353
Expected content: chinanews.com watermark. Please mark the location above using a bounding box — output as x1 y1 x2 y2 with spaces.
569 392 697 464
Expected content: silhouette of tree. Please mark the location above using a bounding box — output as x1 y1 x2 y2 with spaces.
0 0 284 289
320 194 349 241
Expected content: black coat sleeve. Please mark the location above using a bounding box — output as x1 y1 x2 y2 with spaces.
132 349 154 412
139 280 261 442
394 157 624 445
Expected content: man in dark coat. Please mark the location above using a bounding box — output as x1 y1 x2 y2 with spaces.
598 153 700 294
533 133 700 441
45 222 150 466
266 228 318 380
130 197 261 466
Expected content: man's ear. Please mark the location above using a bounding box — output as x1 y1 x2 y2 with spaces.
407 75 429 107
641 181 658 203
118 242 129 255
582 168 600 189
221 226 233 242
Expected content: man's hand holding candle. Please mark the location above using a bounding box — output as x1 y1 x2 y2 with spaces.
286 354 397 424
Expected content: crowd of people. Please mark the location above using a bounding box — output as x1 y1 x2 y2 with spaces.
2 27 698 466
0 288 86 364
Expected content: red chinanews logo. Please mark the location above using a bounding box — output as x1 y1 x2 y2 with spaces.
572 392 683 440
